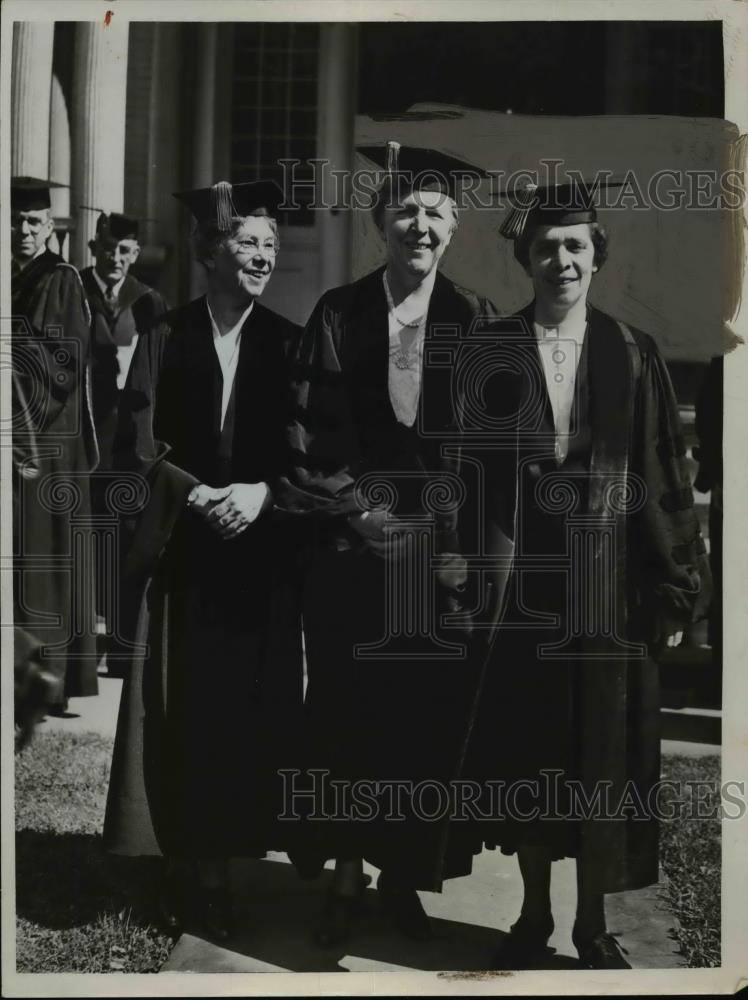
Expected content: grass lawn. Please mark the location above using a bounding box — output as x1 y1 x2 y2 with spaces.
15 730 173 973
14 730 721 972
659 753 721 968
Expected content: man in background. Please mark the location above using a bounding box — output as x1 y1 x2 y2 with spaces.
80 213 168 672
81 211 168 472
10 176 99 714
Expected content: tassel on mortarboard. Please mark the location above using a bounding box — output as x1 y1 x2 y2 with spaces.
499 183 539 240
386 140 401 175
210 181 238 233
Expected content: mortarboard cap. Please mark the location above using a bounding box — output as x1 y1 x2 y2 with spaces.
11 177 67 212
172 180 285 232
95 211 139 241
499 177 625 240
357 141 489 202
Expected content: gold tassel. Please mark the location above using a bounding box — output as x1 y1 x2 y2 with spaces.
499 182 539 240
210 181 237 232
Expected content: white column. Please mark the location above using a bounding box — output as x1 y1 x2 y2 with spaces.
11 22 54 178
188 23 219 298
48 74 71 258
70 21 129 267
317 24 358 291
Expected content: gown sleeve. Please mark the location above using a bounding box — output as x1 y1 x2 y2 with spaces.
23 265 92 433
112 318 198 581
631 336 712 625
276 292 365 518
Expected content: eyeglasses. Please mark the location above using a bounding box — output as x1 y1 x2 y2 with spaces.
230 238 278 258
12 215 49 233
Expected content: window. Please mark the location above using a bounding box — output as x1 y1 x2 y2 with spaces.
231 23 320 226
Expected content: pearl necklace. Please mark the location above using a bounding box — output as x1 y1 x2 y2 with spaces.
384 273 427 369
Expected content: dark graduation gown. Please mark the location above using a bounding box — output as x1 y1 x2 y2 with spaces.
277 266 502 891
80 267 168 471
11 250 99 705
467 302 710 894
81 269 169 635
103 296 305 858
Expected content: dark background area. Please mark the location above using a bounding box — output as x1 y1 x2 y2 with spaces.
359 21 724 117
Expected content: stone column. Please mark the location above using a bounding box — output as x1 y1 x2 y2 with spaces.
11 22 54 178
48 74 72 258
70 20 129 267
188 23 219 299
317 24 358 291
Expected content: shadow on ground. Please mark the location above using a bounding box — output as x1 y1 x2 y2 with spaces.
169 858 581 973
15 830 165 933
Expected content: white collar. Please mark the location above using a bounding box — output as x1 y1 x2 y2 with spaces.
92 268 126 300
206 298 255 344
533 305 587 344
383 268 437 328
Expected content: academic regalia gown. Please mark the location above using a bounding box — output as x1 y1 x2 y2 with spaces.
278 266 502 891
11 250 99 705
80 268 169 644
80 267 169 471
467 303 711 893
103 296 305 859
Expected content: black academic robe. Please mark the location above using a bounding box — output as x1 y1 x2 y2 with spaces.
277 266 502 891
103 295 305 859
80 267 168 471
11 250 99 704
467 302 710 893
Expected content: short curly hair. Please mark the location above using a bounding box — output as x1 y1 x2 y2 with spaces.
192 212 280 268
513 221 609 271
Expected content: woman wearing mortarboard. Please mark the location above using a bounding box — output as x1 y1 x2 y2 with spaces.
276 142 501 945
102 181 306 941
466 178 711 968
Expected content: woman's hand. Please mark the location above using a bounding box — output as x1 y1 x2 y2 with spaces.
186 484 232 516
204 482 271 540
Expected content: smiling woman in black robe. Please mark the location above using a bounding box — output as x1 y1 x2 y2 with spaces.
102 181 304 941
467 180 711 970
277 143 501 945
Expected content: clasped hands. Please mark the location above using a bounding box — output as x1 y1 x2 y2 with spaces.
188 482 270 540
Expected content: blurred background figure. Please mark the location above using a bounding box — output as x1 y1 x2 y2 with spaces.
11 176 99 716
80 210 169 677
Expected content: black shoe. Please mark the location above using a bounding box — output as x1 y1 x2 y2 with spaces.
574 931 631 969
313 874 372 948
377 873 433 942
490 916 555 970
47 699 69 718
197 886 235 943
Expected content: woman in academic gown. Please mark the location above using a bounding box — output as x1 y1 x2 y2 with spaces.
466 180 711 970
277 143 502 945
102 180 305 941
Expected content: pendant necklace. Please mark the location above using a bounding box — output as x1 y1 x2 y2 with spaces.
384 273 427 369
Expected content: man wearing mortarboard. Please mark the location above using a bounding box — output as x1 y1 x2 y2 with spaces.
467 176 711 968
276 142 501 945
79 212 169 674
10 177 99 715
80 211 169 472
103 179 306 942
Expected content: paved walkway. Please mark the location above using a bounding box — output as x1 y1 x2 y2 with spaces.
44 669 713 973
160 853 684 973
